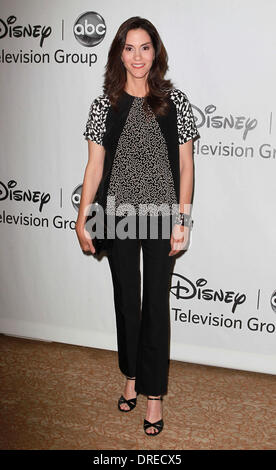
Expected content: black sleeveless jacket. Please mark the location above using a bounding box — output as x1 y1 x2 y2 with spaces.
83 89 200 214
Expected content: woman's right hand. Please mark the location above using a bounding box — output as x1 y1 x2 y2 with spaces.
76 140 106 255
75 220 96 255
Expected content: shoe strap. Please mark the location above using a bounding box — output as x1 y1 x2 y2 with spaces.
119 395 137 405
144 418 163 426
126 376 136 380
147 396 163 400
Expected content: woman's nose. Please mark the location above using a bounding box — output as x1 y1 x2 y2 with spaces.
134 49 141 60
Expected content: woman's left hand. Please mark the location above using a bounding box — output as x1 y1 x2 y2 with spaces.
169 224 190 256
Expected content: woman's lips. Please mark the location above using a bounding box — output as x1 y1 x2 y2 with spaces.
132 63 145 68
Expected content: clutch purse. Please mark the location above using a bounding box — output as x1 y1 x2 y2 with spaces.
87 195 113 256
86 159 113 255
93 201 109 255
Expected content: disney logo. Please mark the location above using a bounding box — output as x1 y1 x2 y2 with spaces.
0 16 52 48
170 274 246 313
0 180 50 212
192 104 257 141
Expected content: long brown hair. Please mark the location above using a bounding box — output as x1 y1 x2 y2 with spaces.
103 16 174 116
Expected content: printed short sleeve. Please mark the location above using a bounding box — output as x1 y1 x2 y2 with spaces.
83 94 110 146
170 89 200 144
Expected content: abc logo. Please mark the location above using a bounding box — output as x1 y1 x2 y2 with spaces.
271 289 276 313
74 11 106 47
71 184 83 211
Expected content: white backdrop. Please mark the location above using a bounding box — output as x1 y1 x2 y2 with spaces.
0 0 276 375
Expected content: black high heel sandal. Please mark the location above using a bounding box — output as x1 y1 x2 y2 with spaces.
144 396 164 436
118 376 139 412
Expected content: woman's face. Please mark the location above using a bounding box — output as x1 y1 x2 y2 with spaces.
121 28 155 80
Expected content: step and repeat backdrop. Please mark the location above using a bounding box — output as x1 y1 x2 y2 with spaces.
0 0 275 375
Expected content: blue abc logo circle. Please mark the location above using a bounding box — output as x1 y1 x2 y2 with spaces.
73 11 106 47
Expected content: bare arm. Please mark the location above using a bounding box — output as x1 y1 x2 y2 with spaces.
179 139 194 215
76 140 106 253
169 139 194 256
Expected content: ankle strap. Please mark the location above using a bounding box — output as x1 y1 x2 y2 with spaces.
147 396 163 400
126 376 136 380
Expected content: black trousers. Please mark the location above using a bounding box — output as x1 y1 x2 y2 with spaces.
107 215 175 396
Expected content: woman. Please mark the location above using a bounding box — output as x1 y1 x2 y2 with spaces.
76 16 200 436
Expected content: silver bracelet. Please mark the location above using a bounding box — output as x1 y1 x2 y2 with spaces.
174 212 193 227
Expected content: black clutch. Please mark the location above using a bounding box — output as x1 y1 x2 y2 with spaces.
93 213 109 255
87 198 113 256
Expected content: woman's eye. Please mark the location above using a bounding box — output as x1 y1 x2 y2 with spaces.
124 45 150 52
